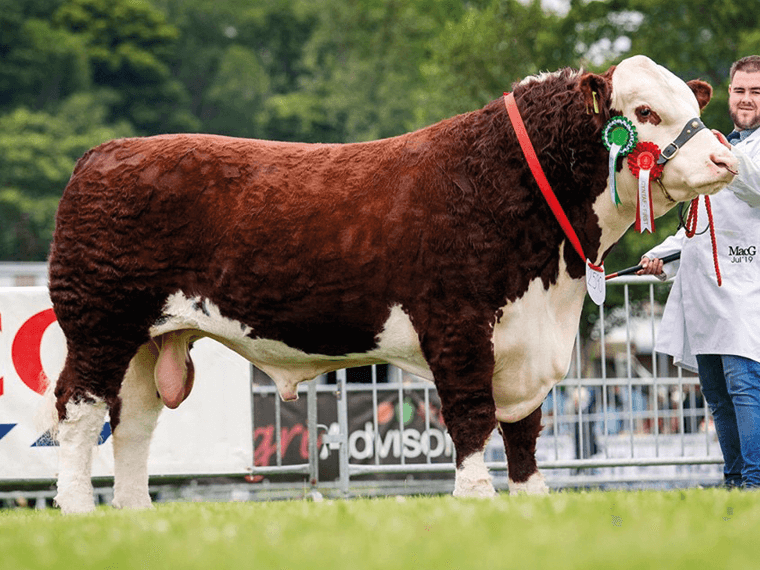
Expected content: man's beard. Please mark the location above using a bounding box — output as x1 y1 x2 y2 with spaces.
730 107 760 130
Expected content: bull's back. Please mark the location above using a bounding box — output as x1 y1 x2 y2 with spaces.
49 133 435 354
53 135 380 279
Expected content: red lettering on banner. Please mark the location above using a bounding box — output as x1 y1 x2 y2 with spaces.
254 426 275 466
281 424 306 460
254 424 309 466
11 308 57 395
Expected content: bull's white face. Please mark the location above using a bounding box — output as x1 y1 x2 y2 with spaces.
610 55 738 216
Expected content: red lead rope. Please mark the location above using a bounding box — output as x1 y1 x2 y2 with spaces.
503 92 603 271
684 196 722 286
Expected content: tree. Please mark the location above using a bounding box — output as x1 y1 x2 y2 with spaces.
0 0 90 111
564 0 759 131
52 0 198 133
200 45 272 138
156 0 317 140
0 92 134 260
282 0 463 142
414 0 575 125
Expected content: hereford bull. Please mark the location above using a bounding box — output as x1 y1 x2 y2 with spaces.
46 55 736 513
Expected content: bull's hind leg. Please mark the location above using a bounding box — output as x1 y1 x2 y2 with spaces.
112 343 164 510
53 329 149 513
499 407 549 495
54 373 108 514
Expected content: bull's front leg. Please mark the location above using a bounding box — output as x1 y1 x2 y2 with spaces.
441 383 498 498
422 320 498 498
499 407 549 495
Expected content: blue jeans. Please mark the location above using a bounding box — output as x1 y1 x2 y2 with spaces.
696 354 760 488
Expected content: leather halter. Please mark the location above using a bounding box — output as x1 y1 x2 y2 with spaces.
656 117 706 165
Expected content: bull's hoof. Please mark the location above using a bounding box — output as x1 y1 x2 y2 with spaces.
112 494 154 511
54 492 96 515
453 479 497 498
508 472 549 495
453 453 497 498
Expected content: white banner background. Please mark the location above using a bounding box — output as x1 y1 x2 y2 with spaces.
0 287 253 480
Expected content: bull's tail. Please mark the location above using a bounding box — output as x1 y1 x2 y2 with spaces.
35 372 60 443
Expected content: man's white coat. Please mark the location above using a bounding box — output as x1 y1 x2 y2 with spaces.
647 129 760 370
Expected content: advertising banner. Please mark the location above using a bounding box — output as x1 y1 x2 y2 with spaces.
0 287 253 481
252 387 455 481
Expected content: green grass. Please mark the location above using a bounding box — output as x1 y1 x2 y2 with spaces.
0 489 756 570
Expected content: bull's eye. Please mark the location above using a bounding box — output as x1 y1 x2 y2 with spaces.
635 106 661 125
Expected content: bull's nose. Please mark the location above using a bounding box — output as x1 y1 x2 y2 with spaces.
711 151 739 176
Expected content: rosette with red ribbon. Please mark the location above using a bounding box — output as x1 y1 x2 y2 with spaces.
627 142 664 233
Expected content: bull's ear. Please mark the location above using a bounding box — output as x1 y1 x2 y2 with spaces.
579 68 614 127
687 79 713 111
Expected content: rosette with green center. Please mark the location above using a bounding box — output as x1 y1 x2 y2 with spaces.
602 116 638 156
602 116 638 205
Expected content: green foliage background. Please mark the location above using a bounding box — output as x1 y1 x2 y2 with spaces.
2 0 759 310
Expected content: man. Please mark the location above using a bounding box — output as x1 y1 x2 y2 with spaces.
638 55 760 489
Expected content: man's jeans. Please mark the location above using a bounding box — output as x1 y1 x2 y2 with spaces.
696 354 760 488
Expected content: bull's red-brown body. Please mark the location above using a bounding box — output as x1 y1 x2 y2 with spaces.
47 56 737 513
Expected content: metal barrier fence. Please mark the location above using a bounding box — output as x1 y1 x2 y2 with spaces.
0 262 48 288
0 270 723 507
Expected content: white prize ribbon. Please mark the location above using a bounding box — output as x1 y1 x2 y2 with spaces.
637 167 653 233
608 142 621 205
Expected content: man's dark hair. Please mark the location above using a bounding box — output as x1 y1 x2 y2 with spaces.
730 55 760 81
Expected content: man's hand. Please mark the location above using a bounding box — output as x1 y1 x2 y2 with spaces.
712 129 731 149
636 256 664 276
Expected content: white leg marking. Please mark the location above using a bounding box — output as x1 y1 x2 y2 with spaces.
55 397 107 514
112 344 164 510
453 450 496 498
508 471 549 496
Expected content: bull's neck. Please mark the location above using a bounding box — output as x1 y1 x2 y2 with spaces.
591 185 635 264
596 167 681 263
